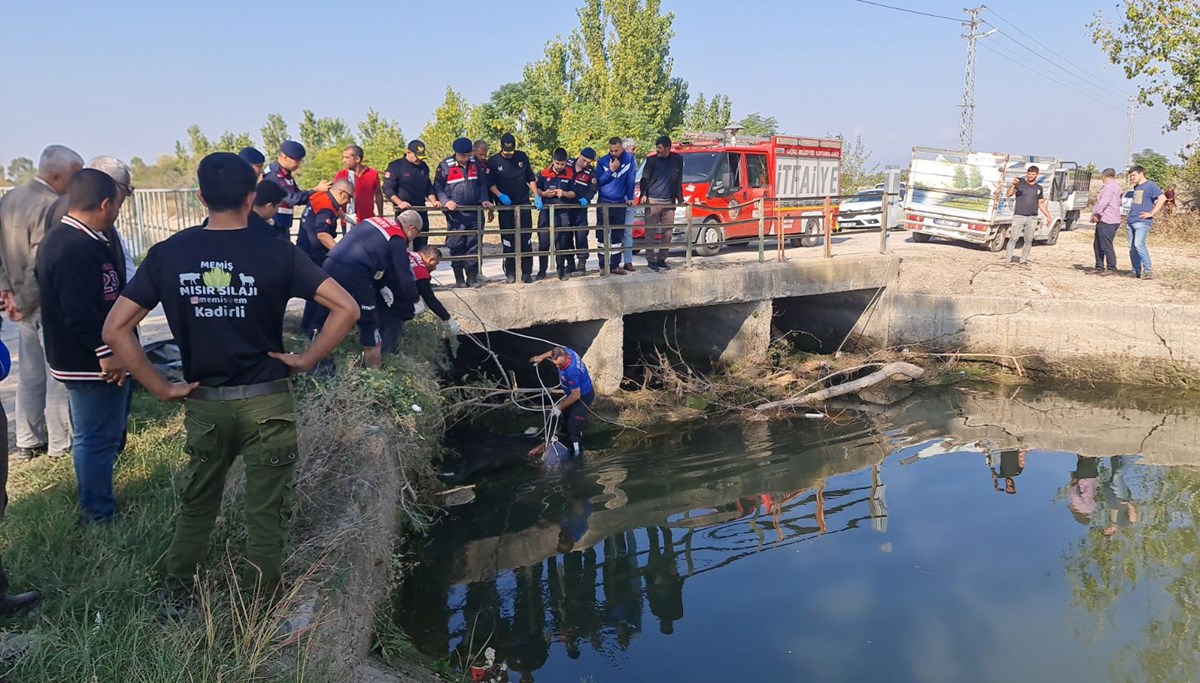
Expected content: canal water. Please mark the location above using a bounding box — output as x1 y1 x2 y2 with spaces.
398 384 1200 682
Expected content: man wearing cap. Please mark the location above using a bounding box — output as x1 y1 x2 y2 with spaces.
310 214 417 369
487 133 538 284
536 148 577 281
333 145 384 229
383 140 440 252
262 140 331 240
567 148 598 275
238 147 266 179
435 137 493 288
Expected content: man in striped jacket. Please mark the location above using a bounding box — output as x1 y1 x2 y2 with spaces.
35 170 130 523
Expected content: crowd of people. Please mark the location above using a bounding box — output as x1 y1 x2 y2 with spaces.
0 134 615 617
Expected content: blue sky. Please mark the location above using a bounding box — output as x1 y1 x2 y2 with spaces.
0 0 1189 176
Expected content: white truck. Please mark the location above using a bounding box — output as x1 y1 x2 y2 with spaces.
902 146 1092 251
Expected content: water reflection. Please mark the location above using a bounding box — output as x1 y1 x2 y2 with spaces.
401 385 1200 682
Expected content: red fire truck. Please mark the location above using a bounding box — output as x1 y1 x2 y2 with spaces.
632 131 843 255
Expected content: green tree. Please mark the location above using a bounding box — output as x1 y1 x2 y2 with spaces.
1091 0 1200 131
420 87 475 162
736 113 779 137
171 125 253 179
130 155 189 189
968 166 983 189
296 146 345 187
298 110 352 152
952 166 969 190
683 93 732 132
1177 149 1200 206
836 134 882 193
357 108 405 167
261 113 290 156
1131 148 1176 184
5 157 35 185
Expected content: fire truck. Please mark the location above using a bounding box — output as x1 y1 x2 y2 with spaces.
632 129 844 255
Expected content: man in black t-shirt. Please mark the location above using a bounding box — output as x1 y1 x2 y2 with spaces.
487 133 538 284
382 140 440 252
1004 165 1053 267
102 152 358 605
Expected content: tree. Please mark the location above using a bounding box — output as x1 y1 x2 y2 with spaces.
357 108 405 167
736 113 779 137
1131 148 1176 184
420 87 475 162
1091 0 1200 131
298 110 352 152
5 157 35 185
952 166 969 190
968 166 983 190
261 113 290 156
172 125 253 179
836 134 882 193
683 93 732 132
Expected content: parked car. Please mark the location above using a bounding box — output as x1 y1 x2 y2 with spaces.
838 188 906 230
1120 190 1134 218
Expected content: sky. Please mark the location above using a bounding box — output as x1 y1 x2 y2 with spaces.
0 0 1190 177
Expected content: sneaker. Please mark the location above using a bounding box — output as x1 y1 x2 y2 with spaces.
558 272 569 281
623 263 635 273
534 271 546 281
505 275 516 284
658 261 672 271
12 445 47 463
1141 270 1154 280
0 591 40 616
1099 270 1115 277
521 274 533 284
611 267 628 275
647 261 661 272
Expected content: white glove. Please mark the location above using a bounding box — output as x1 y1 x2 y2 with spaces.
414 299 427 316
345 212 358 224
550 406 562 419
379 287 394 307
447 319 460 335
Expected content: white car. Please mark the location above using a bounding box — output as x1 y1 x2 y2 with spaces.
1120 190 1134 217
838 188 906 230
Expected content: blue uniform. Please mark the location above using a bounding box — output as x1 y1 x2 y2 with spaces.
557 348 594 396
434 156 490 281
555 347 595 456
262 162 313 235
313 217 417 347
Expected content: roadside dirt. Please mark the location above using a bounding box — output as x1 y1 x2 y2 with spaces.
887 225 1200 304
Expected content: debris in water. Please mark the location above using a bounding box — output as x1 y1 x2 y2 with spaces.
438 484 476 507
804 413 825 419
411 404 423 413
524 426 539 436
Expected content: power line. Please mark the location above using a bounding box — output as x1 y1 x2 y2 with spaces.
987 26 1131 102
978 43 1126 115
984 7 1134 100
852 0 960 22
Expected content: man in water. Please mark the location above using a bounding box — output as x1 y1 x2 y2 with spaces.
528 346 594 458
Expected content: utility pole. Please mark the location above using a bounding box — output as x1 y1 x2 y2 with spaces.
959 6 994 151
1125 95 1136 170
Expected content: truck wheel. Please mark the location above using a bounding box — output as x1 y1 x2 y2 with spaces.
692 219 723 257
984 229 1007 252
912 232 932 243
1039 221 1061 246
794 218 822 248
1063 211 1078 231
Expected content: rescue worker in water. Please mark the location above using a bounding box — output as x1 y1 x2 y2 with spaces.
528 346 595 459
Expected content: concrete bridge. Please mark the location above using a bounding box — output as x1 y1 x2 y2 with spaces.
441 253 901 392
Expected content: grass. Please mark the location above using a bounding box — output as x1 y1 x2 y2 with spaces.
0 318 451 682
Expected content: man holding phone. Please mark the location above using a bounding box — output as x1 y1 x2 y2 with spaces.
1004 165 1052 268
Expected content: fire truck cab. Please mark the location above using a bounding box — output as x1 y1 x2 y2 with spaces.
633 130 843 255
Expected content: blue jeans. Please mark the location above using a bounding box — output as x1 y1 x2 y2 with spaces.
66 381 132 522
1127 220 1152 274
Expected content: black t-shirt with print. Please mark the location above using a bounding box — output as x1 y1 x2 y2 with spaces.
122 225 328 387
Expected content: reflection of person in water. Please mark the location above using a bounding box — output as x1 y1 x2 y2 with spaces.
991 448 1027 495
602 530 644 649
548 499 600 660
644 526 685 635
1068 456 1100 525
557 499 593 554
507 563 551 682
1103 456 1138 537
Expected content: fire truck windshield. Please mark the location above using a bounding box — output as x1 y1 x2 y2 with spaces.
680 152 720 183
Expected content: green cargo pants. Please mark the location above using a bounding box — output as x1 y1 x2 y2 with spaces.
165 390 298 594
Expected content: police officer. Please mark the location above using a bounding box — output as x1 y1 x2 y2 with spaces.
529 346 595 458
536 148 577 281
383 140 440 252
487 133 538 284
311 215 417 369
262 140 331 240
238 147 266 179
567 148 598 275
434 137 493 288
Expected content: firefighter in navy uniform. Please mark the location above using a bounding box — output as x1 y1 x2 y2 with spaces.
434 137 493 288
567 148 598 275
536 148 577 281
310 216 417 369
297 180 353 333
261 140 330 240
382 140 440 252
488 133 538 284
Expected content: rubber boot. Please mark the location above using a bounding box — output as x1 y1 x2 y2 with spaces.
452 263 466 288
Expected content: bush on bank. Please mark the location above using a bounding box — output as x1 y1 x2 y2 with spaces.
0 318 450 682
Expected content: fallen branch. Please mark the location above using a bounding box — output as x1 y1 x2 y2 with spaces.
902 351 1033 377
756 362 925 411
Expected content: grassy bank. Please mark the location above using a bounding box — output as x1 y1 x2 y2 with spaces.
0 318 451 682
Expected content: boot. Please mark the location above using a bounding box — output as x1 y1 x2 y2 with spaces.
452 263 466 288
0 591 40 616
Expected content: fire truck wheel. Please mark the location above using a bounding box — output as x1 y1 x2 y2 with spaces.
912 232 932 243
794 218 822 248
693 220 724 257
